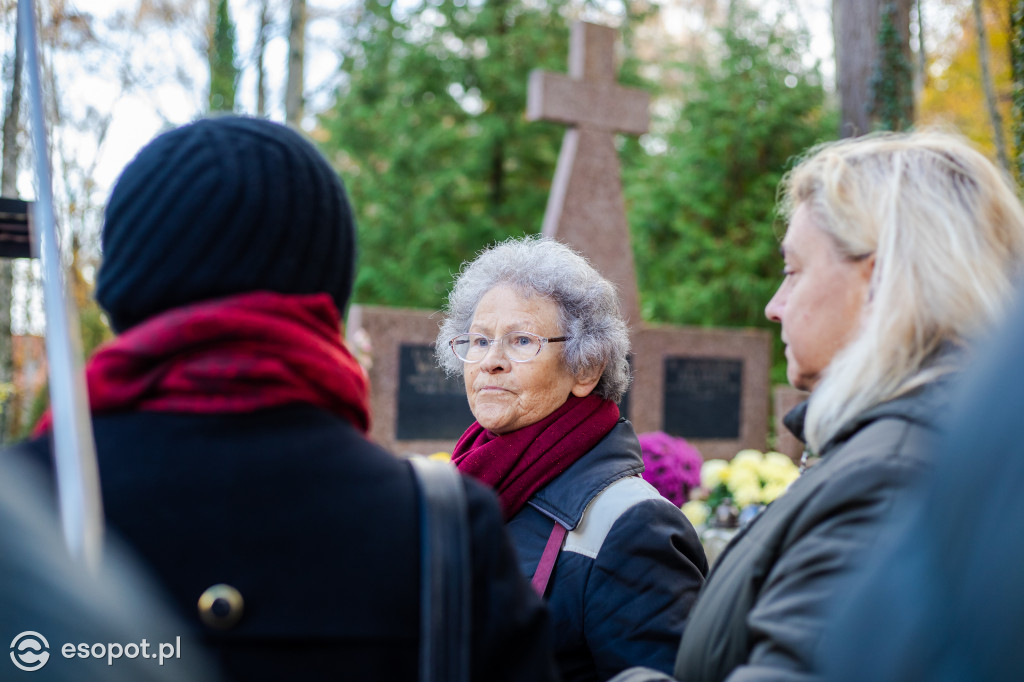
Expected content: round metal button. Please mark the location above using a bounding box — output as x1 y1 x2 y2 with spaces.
198 583 244 629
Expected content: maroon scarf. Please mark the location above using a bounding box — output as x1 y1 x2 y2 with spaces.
452 393 620 519
34 291 370 436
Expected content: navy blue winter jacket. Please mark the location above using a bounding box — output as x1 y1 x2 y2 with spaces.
11 405 559 681
506 419 708 682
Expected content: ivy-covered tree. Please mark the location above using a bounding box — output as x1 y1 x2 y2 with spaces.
869 1 914 131
208 0 238 113
622 3 835 378
318 0 643 309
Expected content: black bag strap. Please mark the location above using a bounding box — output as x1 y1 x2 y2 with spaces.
409 457 471 682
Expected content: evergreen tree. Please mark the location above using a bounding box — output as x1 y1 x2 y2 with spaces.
319 0 619 309
208 0 238 113
622 3 835 378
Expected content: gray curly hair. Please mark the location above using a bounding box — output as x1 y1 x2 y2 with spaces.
435 236 632 402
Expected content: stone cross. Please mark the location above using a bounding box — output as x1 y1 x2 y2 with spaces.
527 21 649 328
347 22 774 462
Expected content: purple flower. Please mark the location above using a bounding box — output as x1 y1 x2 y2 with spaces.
638 431 705 506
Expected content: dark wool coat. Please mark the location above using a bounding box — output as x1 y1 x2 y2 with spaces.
507 420 708 682
819 301 1024 681
12 404 559 682
673 379 953 682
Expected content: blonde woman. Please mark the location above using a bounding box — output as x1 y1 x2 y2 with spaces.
612 130 1024 682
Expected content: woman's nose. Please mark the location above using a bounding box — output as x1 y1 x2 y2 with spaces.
765 287 784 323
478 341 508 372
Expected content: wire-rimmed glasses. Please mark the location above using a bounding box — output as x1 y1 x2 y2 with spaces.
449 331 569 364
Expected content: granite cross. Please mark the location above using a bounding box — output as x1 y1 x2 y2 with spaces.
527 21 649 328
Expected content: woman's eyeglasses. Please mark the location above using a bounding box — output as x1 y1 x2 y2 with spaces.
449 331 568 363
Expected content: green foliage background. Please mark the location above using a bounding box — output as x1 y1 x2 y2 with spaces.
320 0 593 307
625 5 835 327
622 5 837 382
319 0 836 360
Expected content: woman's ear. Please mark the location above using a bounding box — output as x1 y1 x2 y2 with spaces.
571 363 605 398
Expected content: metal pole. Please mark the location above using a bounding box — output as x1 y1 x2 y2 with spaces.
17 0 104 569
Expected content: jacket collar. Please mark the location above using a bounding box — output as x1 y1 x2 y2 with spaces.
783 400 809 444
816 373 955 455
783 355 961 460
526 419 643 530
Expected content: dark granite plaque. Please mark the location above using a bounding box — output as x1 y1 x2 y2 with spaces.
396 343 476 441
663 356 743 439
0 197 33 259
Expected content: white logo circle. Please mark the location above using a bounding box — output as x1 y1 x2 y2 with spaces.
10 631 50 672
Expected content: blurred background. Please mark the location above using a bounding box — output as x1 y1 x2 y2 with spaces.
0 0 1016 445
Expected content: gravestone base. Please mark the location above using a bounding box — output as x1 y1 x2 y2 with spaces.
773 385 809 462
348 305 469 456
629 325 772 461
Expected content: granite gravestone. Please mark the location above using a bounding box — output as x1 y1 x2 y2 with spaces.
629 326 772 461
347 305 474 455
348 21 777 460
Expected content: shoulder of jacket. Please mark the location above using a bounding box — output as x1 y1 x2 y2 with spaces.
563 476 670 559
826 415 935 471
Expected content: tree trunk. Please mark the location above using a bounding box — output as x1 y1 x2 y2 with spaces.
256 0 270 117
970 0 1011 173
915 0 926 90
1012 0 1024 183
285 0 306 127
834 0 913 137
0 16 24 444
207 0 217 70
974 0 1010 173
834 0 881 136
893 0 915 124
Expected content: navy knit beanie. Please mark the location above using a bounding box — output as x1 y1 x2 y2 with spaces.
95 115 356 332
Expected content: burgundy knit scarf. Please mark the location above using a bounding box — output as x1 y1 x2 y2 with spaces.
34 291 370 436
452 393 620 519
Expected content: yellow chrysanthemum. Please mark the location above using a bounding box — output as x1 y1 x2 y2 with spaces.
733 482 764 509
764 451 795 468
761 482 790 504
701 459 730 489
728 467 760 493
731 449 765 474
760 461 799 487
681 500 710 528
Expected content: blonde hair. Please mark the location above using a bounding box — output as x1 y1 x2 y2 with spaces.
780 130 1024 453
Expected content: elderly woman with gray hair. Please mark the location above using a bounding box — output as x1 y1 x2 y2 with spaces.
436 236 708 682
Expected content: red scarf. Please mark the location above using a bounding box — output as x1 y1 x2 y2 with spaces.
34 291 370 436
452 393 620 519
